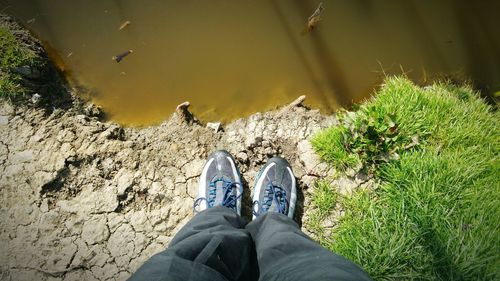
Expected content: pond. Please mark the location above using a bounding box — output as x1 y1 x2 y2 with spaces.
2 0 499 125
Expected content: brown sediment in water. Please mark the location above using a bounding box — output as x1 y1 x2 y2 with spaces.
2 1 499 125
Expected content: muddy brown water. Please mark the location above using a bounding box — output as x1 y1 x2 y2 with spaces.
2 0 499 126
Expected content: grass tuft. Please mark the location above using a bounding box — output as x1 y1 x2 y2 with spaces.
307 180 339 247
0 26 38 99
309 77 499 280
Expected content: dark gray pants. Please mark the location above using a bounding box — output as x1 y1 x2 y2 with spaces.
129 206 371 281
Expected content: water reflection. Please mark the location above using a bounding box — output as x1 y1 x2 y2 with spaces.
1 0 499 125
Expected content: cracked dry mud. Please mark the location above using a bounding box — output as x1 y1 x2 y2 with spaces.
0 98 370 281
0 12 378 280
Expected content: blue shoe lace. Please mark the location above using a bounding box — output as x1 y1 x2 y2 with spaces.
193 177 242 213
253 184 289 217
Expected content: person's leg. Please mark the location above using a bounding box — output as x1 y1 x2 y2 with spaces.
129 206 255 281
129 150 256 281
249 157 371 281
246 212 371 281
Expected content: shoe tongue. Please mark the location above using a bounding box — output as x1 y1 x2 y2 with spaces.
266 185 287 214
267 200 280 213
212 175 231 205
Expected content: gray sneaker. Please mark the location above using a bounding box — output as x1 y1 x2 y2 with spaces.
193 150 243 215
252 157 297 219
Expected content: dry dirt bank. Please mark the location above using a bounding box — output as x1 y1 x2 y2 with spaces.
1 97 372 280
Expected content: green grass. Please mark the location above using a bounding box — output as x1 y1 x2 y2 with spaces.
307 180 339 245
0 26 38 99
309 77 499 280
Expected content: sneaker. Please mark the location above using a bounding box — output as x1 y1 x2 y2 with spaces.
193 150 243 215
252 157 297 219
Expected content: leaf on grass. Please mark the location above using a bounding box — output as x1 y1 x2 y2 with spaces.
404 135 420 150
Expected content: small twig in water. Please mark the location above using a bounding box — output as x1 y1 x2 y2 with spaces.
280 95 307 114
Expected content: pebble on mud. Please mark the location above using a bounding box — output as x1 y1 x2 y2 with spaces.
206 122 221 132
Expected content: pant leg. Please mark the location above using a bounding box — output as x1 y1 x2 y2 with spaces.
129 206 257 281
246 212 372 281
